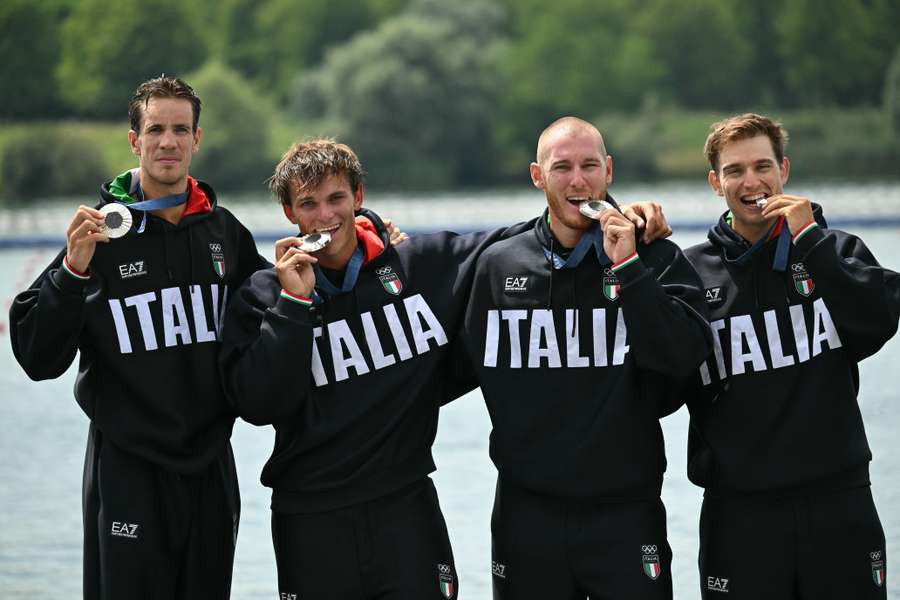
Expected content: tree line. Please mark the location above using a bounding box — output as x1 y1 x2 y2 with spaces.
2 0 899 193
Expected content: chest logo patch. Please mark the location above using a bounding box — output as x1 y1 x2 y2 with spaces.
377 266 403 295
603 268 620 302
870 551 885 587
705 286 726 307
117 261 147 279
504 276 529 293
210 243 225 279
791 262 814 297
642 544 662 580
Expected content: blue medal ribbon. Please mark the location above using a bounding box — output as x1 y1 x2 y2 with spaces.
122 181 189 233
727 217 792 272
313 245 364 299
542 222 610 269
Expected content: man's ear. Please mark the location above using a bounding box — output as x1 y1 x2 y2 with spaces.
780 156 790 187
708 170 723 196
128 130 140 157
529 162 544 190
353 184 365 210
282 203 298 225
192 127 202 154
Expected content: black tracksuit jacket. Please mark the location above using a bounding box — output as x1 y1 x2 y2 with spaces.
462 211 711 500
219 210 530 513
9 179 265 473
684 208 900 494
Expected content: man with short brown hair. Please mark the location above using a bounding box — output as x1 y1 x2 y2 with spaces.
10 75 266 599
684 113 900 599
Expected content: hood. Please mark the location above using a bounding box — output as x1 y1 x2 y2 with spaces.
99 168 215 226
353 207 391 266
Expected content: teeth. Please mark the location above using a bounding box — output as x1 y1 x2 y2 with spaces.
568 196 589 202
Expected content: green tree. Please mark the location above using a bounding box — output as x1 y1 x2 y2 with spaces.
222 0 405 103
495 0 664 175
640 0 752 109
186 63 274 191
776 0 896 106
296 0 506 188
1 129 107 201
0 0 65 119
885 46 900 136
57 0 208 118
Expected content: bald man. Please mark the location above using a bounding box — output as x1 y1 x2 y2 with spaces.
461 117 711 600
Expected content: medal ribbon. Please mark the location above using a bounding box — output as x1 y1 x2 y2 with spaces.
542 222 611 269
313 245 365 299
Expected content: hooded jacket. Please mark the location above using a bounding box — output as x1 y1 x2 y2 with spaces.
219 209 531 513
684 207 900 494
10 171 266 473
461 207 711 500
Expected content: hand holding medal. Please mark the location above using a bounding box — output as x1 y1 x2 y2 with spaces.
273 232 326 298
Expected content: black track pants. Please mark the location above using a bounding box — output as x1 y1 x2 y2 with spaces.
490 478 673 600
82 424 240 600
272 477 458 600
699 485 887 599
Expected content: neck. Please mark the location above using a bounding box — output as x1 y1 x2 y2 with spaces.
548 218 585 248
731 218 772 245
319 236 359 271
140 171 188 225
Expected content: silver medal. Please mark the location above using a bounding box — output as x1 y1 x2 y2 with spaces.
579 199 613 219
295 231 332 252
100 203 132 239
755 197 768 208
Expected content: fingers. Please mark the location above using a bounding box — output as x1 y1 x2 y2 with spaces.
391 231 410 246
66 205 105 238
274 236 304 263
276 247 319 269
620 204 646 229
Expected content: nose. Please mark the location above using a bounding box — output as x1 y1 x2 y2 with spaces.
569 166 588 189
159 129 177 148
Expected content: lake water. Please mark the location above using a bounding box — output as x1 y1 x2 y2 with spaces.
1 182 899 598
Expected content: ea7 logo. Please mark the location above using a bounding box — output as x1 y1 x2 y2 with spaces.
504 276 528 292
705 287 725 304
707 576 729 593
118 261 147 279
280 593 298 600
492 561 507 578
110 521 139 539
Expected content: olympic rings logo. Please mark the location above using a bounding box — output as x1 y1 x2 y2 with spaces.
791 263 807 272
438 564 452 574
376 267 394 276
642 545 658 554
871 551 882 560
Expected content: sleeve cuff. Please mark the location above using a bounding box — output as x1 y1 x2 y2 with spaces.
610 252 647 285
791 223 826 256
62 257 90 280
272 290 315 322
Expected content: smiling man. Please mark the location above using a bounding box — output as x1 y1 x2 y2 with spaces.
220 138 542 600
461 116 711 600
9 76 266 599
683 113 900 599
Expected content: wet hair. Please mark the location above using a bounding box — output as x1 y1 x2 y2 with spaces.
704 113 788 172
128 75 201 134
268 138 365 205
